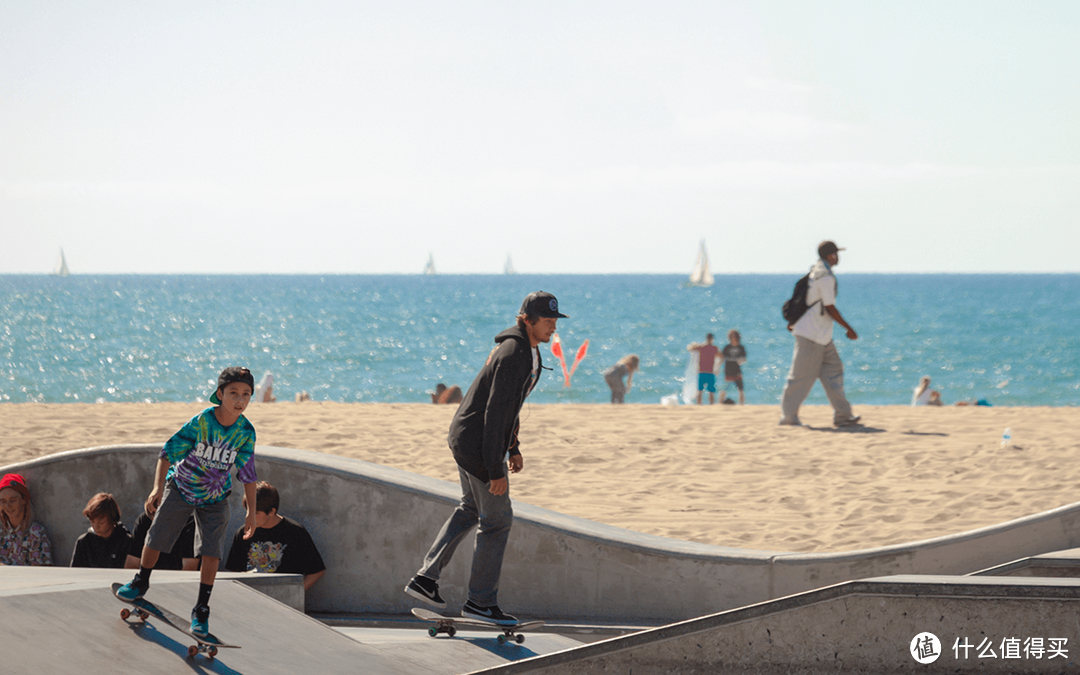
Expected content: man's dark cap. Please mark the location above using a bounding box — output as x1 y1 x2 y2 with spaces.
519 291 568 319
210 367 255 404
818 240 846 258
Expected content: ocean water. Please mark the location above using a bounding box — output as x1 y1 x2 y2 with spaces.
1 274 1077 407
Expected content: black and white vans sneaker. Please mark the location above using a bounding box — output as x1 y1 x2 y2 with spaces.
404 575 446 609
462 600 518 626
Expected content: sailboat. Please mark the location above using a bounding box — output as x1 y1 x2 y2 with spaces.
423 253 436 275
686 240 713 287
504 254 516 275
52 249 71 277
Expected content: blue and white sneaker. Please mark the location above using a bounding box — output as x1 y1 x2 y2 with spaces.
191 604 210 638
462 601 518 627
116 576 148 601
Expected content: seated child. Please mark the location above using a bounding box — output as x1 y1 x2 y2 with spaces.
70 492 132 568
0 473 52 566
225 481 326 592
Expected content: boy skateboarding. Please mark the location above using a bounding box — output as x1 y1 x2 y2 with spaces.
117 367 259 638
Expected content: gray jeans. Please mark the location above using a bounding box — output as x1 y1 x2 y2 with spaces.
779 336 855 424
417 466 514 607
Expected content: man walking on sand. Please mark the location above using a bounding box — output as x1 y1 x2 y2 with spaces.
404 291 567 626
779 241 862 427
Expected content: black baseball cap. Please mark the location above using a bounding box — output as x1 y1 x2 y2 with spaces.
818 240 846 258
209 367 255 404
519 291 568 319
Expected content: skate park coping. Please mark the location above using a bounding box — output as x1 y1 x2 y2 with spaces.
6 444 1080 623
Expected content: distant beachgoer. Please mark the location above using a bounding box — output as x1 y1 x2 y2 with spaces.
225 481 326 591
604 354 640 404
779 240 861 427
254 373 277 403
70 492 132 568
404 291 567 627
0 473 53 566
720 330 747 405
956 398 992 407
911 376 940 406
431 383 464 405
295 391 312 403
688 334 721 405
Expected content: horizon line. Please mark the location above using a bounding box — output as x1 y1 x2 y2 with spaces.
4 270 1079 277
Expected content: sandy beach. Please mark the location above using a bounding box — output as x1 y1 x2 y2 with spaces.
2 401 1076 553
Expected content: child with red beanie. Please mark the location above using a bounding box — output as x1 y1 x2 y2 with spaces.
0 473 53 566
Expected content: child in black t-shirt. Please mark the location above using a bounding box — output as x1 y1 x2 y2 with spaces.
70 493 132 568
224 481 326 591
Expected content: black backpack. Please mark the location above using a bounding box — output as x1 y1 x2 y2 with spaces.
781 274 814 325
782 271 835 325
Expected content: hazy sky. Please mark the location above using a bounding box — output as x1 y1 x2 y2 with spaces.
3 1 1078 274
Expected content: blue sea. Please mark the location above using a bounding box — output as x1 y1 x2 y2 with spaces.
1 274 1077 407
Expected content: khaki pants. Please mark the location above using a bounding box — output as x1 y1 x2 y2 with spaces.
779 336 855 424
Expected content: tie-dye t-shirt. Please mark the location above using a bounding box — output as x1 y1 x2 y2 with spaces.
161 408 257 507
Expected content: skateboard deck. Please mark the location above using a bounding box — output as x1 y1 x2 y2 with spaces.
112 583 239 658
412 607 544 644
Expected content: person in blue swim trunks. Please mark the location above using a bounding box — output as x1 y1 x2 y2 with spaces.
688 333 721 405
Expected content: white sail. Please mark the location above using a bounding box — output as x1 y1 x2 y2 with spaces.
687 240 713 287
423 253 436 275
52 249 70 277
504 254 516 275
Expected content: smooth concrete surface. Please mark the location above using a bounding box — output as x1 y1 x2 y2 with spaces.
335 625 586 671
465 575 1080 675
8 444 1080 623
972 547 1080 578
0 567 578 675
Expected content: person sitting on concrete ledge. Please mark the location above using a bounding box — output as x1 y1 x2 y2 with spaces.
225 481 326 591
126 512 200 571
70 492 132 568
0 473 53 566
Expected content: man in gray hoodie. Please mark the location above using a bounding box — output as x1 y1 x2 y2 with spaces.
405 291 567 626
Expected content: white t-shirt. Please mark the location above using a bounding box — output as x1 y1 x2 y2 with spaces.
791 259 837 346
912 387 932 406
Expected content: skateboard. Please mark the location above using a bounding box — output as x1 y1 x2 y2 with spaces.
412 607 544 644
111 583 239 659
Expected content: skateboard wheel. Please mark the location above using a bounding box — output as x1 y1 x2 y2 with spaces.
515 634 525 644
120 608 131 620
447 626 456 637
208 646 218 658
138 609 149 621
427 627 438 638
497 634 507 645
187 645 198 658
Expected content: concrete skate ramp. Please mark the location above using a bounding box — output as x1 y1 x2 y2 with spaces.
1 568 387 674
467 575 1080 675
0 567 564 675
8 444 1080 623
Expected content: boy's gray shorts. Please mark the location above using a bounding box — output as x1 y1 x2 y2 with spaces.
146 480 231 560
